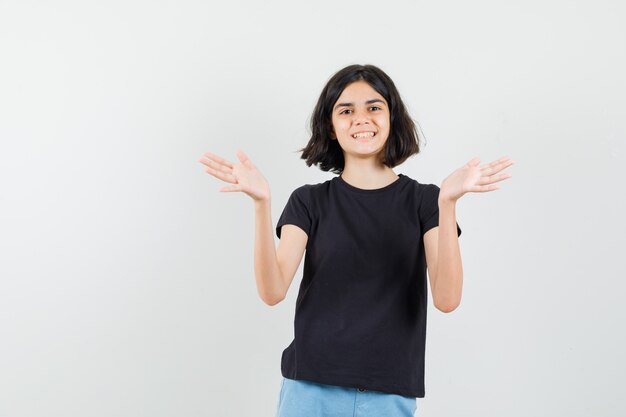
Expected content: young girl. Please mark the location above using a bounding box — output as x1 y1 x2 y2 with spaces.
199 64 514 417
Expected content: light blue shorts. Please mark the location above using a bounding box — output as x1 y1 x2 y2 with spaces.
274 377 417 417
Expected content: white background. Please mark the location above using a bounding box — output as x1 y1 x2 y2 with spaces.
1 0 625 416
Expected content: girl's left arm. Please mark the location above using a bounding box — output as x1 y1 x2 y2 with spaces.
426 155 515 313
429 198 463 313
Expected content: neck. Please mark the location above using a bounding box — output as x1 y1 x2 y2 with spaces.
340 161 398 190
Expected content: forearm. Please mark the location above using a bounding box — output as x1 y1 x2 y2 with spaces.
253 199 285 305
433 198 463 312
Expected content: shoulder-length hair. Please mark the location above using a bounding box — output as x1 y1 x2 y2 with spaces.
299 64 423 174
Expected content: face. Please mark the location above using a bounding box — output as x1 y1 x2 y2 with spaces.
330 80 391 160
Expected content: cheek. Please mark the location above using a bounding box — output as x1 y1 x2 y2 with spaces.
334 120 350 131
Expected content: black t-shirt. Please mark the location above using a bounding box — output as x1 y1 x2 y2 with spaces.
275 173 462 398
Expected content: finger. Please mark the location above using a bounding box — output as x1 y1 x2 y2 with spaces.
199 156 234 177
479 156 507 170
203 165 238 184
467 156 481 167
219 184 242 192
478 172 513 186
236 148 255 168
480 158 514 175
203 151 235 170
470 184 500 192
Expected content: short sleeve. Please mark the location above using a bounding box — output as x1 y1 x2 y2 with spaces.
420 184 462 237
275 186 312 239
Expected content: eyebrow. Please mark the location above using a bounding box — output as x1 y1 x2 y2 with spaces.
333 98 386 111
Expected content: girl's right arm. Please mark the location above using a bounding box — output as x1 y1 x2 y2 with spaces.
199 149 306 306
253 200 307 305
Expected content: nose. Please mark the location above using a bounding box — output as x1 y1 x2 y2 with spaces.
352 108 371 125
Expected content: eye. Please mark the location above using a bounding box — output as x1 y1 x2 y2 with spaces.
339 107 381 115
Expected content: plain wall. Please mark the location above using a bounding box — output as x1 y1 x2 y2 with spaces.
1 0 625 416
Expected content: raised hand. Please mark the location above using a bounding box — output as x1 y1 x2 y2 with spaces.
198 149 271 202
440 156 514 202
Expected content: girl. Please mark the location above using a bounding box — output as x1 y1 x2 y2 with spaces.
199 64 514 417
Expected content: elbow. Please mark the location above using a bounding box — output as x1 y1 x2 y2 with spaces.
435 296 461 313
264 296 284 307
434 274 463 313
257 273 287 306
436 302 459 313
262 290 285 307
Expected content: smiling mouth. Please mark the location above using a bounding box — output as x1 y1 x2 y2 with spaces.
352 132 376 140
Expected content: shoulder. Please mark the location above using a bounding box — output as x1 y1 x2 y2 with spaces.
284 179 331 209
400 176 441 214
401 174 438 196
291 178 332 196
409 176 439 196
421 182 440 198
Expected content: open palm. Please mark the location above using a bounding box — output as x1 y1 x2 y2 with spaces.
440 156 515 202
198 148 270 202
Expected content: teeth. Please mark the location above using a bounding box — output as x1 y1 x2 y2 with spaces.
353 132 375 138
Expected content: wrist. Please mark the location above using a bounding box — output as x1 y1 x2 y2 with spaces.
438 196 457 206
254 198 271 210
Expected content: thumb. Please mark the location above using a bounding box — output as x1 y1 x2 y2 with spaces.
237 148 256 169
467 156 481 167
